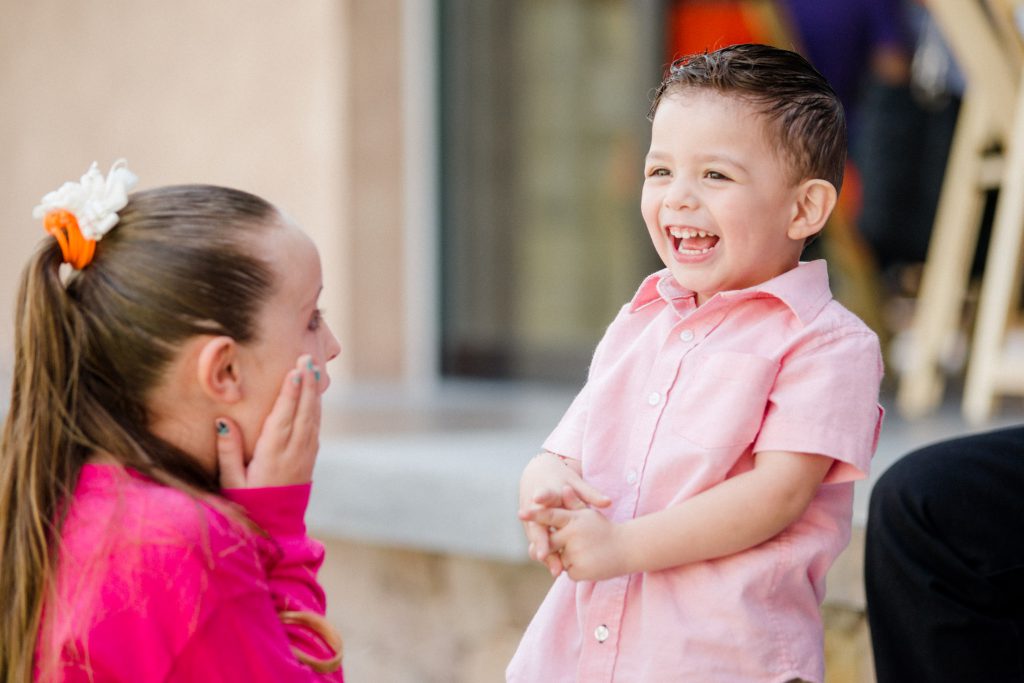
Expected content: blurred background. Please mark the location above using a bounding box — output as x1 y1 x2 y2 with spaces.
2 1 1022 681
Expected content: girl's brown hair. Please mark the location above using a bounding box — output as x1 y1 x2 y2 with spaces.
0 184 280 681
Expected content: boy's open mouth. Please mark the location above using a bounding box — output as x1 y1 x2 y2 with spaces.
669 227 719 255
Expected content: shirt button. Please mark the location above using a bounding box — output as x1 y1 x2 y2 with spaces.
626 470 638 485
594 624 610 643
647 391 661 406
680 328 695 342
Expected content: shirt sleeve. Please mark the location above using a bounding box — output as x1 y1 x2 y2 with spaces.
167 591 344 682
754 329 884 483
542 307 627 460
543 381 591 460
224 484 327 612
222 484 339 662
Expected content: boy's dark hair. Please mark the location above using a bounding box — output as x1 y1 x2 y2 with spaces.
649 43 846 193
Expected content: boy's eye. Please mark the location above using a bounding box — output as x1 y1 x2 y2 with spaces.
645 167 670 178
308 308 323 331
704 170 730 181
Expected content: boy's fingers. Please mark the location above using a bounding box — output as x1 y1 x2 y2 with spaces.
525 521 551 560
522 506 571 529
215 417 247 489
531 487 562 508
573 480 612 508
561 486 586 510
544 552 564 577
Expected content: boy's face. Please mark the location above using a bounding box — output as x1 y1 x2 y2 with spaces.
641 91 810 305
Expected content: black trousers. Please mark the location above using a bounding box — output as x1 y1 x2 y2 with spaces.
865 426 1024 681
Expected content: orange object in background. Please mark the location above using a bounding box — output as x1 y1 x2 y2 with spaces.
666 0 792 60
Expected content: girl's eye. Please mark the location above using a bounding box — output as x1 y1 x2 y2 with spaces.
308 308 323 332
645 167 670 178
705 170 730 181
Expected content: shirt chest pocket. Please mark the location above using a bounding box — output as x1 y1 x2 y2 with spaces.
669 351 780 449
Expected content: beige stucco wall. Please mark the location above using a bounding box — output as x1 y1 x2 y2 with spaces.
0 0 409 388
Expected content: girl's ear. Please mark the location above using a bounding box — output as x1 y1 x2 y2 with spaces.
788 179 837 242
196 336 242 404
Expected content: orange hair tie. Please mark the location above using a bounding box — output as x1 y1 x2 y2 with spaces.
44 209 96 270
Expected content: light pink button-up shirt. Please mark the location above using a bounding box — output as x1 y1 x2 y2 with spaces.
508 261 884 683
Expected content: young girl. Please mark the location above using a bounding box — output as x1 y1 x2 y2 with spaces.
0 161 344 681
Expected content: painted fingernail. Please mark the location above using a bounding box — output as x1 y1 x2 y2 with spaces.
216 420 229 436
307 358 315 371
292 372 301 385
314 368 321 382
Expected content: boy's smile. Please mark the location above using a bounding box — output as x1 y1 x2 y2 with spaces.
642 91 817 305
669 226 719 256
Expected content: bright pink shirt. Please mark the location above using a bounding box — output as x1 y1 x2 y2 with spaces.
36 464 344 682
508 261 884 683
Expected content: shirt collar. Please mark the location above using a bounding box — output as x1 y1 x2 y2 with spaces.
628 260 833 325
628 270 693 313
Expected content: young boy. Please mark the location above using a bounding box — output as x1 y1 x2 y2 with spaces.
509 44 884 682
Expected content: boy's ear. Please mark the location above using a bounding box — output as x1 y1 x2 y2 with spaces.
788 179 837 242
196 336 243 404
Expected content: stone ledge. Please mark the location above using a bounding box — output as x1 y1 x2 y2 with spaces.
309 429 545 562
308 427 870 610
307 383 1012 614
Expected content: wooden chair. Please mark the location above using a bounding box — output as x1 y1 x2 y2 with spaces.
961 0 1024 422
897 0 1019 418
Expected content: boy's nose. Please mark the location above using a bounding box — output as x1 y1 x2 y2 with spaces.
663 179 697 210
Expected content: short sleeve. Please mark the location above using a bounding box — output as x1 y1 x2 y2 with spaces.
543 381 591 460
754 330 884 483
541 312 621 460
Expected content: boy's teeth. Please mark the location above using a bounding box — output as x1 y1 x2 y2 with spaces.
677 243 712 254
669 228 710 238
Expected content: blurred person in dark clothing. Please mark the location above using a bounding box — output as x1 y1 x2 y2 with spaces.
866 427 1024 681
784 0 958 272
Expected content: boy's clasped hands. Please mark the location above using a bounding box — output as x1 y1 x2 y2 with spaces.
518 451 623 581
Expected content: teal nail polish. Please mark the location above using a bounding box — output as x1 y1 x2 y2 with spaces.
216 420 229 436
292 373 301 385
307 358 315 371
314 369 321 382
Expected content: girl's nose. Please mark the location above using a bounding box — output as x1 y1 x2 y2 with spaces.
323 322 341 363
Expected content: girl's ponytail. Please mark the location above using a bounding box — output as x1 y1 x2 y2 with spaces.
2 180 279 680
0 242 89 681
